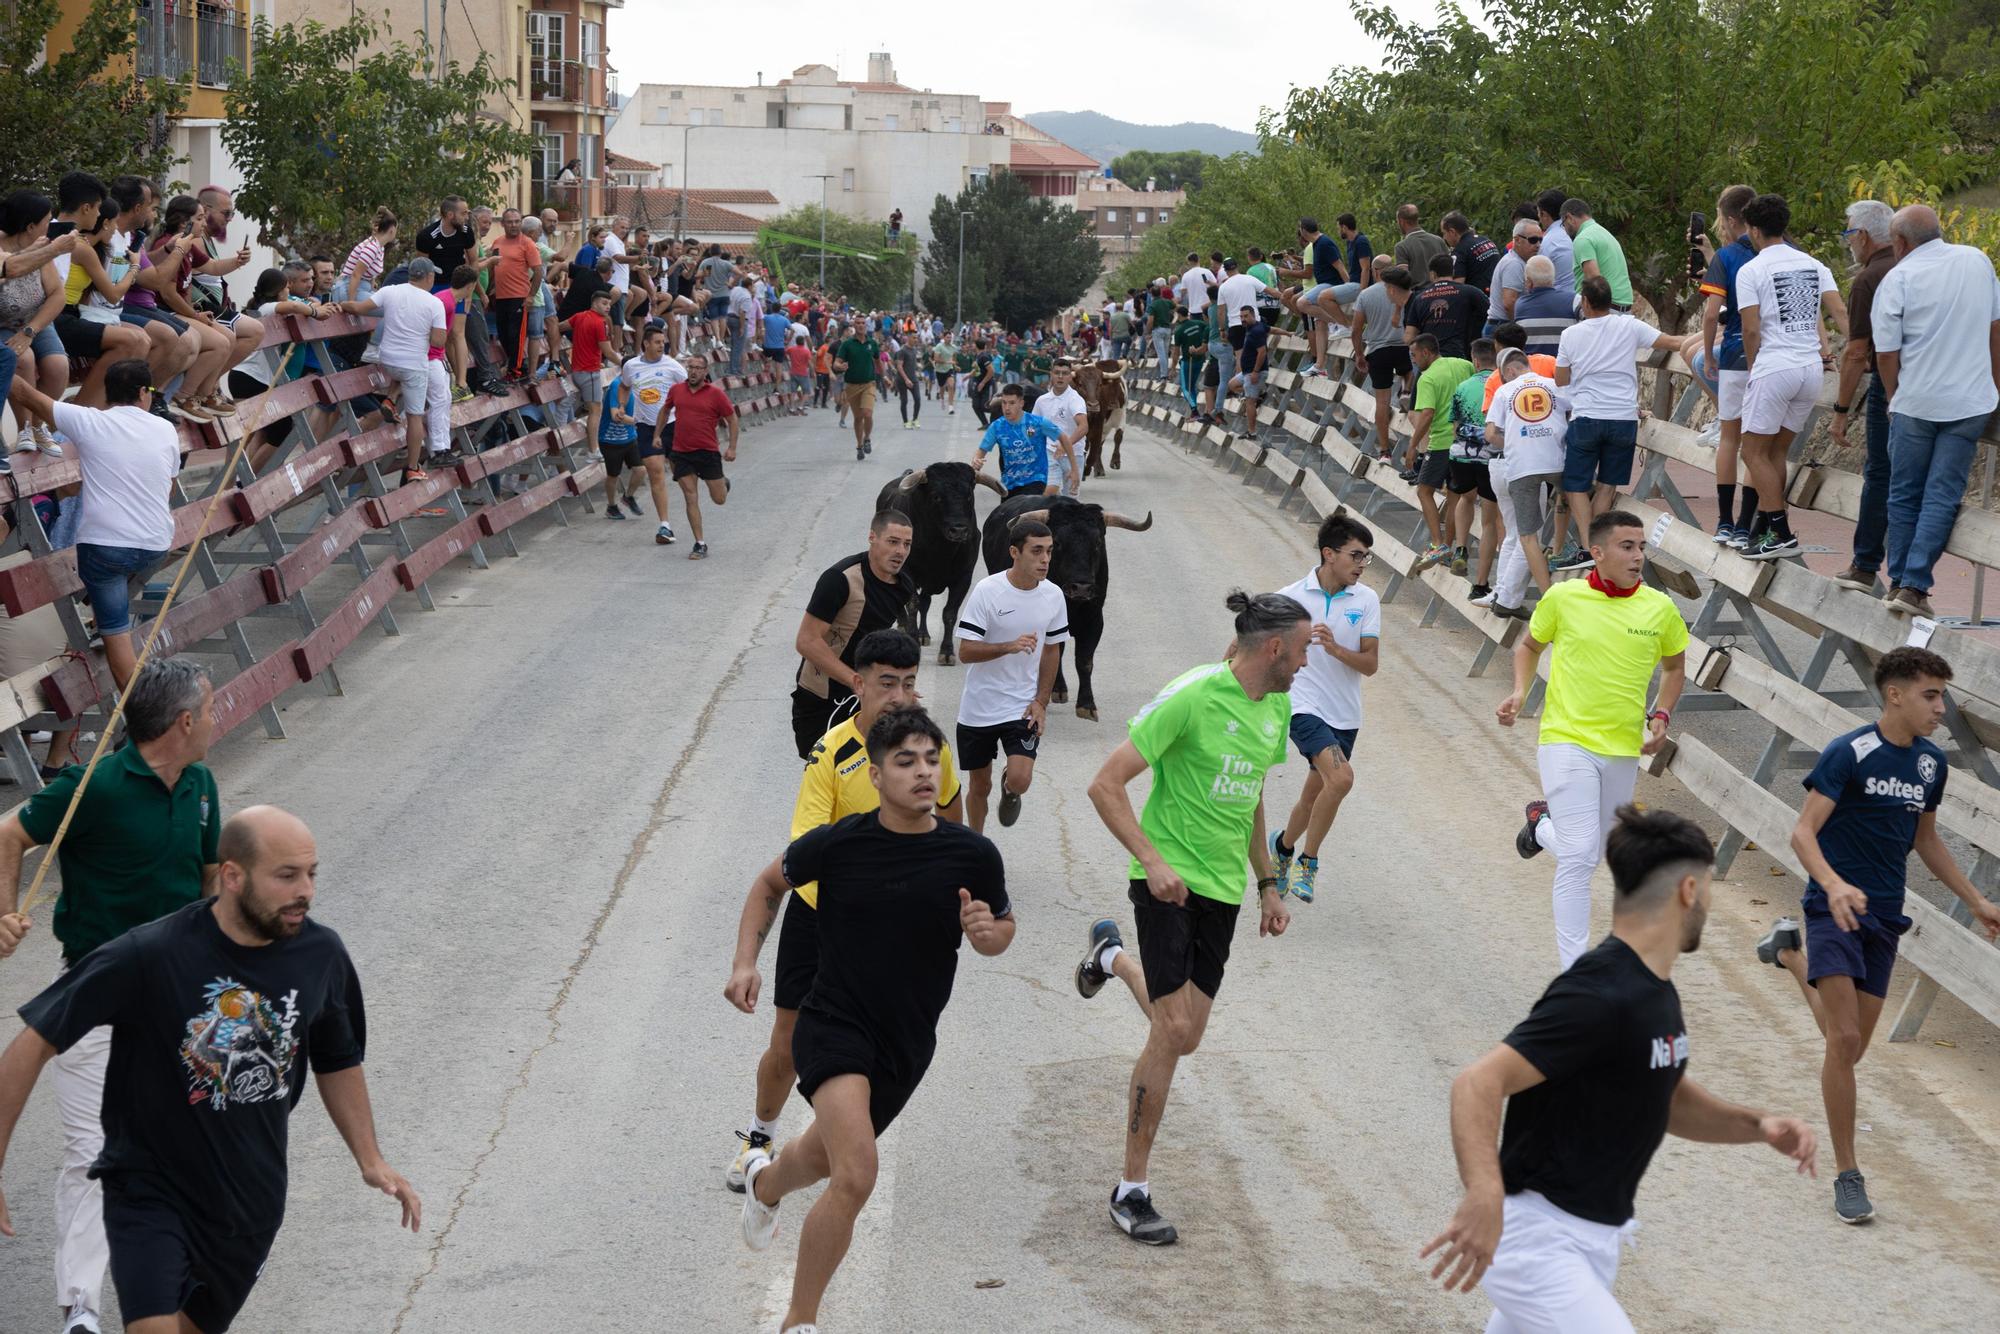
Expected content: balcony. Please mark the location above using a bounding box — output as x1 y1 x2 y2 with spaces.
135 3 247 88
530 59 598 108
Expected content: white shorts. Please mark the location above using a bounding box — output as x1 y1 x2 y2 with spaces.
1715 369 1748 422
1740 363 1818 436
384 361 429 414
1481 1191 1636 1333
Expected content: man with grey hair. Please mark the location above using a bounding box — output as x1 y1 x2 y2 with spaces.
0 658 220 1334
1870 204 2000 617
1487 219 1543 334
1511 255 1576 358
337 258 449 481
1830 199 1899 592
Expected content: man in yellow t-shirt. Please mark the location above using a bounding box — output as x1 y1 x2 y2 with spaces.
1497 510 1687 967
721 629 962 1189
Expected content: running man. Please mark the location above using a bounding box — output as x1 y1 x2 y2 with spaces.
932 337 958 413
1759 646 2000 1223
659 351 738 561
1269 511 1380 904
1423 807 1818 1330
596 370 645 521
955 518 1069 833
832 321 882 460
1500 510 1688 968
1033 360 1088 499
723 631 963 1190
731 708 1012 1334
0 807 421 1334
617 326 688 546
1075 591 1306 1245
971 385 1066 499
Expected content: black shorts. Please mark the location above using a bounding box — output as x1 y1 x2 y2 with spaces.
1127 879 1241 1001
791 685 847 761
104 1173 276 1333
1202 359 1220 388
955 719 1039 771
670 449 725 482
1365 345 1413 390
792 1011 927 1135
773 893 820 1011
54 310 112 358
600 440 640 477
1417 451 1453 489
638 419 672 460
1447 458 1496 500
762 346 787 362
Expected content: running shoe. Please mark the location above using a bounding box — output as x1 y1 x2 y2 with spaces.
1110 1188 1178 1246
781 1325 819 1334
63 1309 101 1334
856 447 866 462
655 523 675 546
1552 545 1593 571
1300 363 1323 378
1756 917 1801 968
740 1149 780 1249
1469 585 1495 606
1727 528 1751 551
621 495 640 516
1712 524 1736 545
1833 1169 1874 1224
1075 918 1123 999
726 1129 773 1194
606 506 626 521
1695 421 1722 448
998 784 1022 827
1291 854 1319 904
690 541 710 560
1516 800 1549 860
864 438 873 455
1268 832 1293 898
1740 531 1799 561
1398 466 1422 484
1450 547 1469 576
1418 542 1451 569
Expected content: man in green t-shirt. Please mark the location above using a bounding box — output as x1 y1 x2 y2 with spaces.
1172 309 1209 412
831 322 882 460
1445 339 1500 588
1147 288 1177 379
1560 199 1633 308
0 659 221 1332
1405 334 1476 563
1073 591 1307 1247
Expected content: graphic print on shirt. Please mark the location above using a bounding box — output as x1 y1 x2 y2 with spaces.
1211 717 1283 802
1769 268 1822 332
1511 383 1555 423
1650 1030 1690 1070
180 978 300 1110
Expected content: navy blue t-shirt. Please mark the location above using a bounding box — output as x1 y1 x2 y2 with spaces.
1346 232 1374 285
1310 233 1344 286
1238 321 1270 372
1801 723 1945 925
1698 236 1757 371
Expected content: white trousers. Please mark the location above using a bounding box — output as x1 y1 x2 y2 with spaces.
1482 1191 1636 1333
51 1010 111 1317
1536 743 1638 968
1491 457 1530 608
425 360 453 455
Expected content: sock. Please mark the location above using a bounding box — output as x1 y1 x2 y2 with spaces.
1772 510 1794 540
747 1114 777 1139
1115 1179 1149 1203
1273 833 1295 858
1716 483 1736 527
1099 942 1124 972
1736 487 1760 532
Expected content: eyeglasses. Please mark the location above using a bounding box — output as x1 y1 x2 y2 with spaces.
1841 227 1860 238
1339 548 1373 564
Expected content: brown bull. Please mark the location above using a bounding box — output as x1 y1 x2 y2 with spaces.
1071 358 1129 477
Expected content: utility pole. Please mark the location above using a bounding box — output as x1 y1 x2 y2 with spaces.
806 174 836 289
956 209 973 330
149 0 168 151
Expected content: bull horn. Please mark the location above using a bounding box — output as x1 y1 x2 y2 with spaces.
1103 510 1154 532
898 467 929 491
1013 508 1051 525
973 472 1006 495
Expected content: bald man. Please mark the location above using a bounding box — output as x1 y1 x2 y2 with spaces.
0 806 420 1334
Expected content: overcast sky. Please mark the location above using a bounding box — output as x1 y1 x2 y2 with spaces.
605 3 1399 137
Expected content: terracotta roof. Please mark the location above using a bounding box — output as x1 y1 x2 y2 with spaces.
603 188 764 236
1010 140 1099 171
679 188 778 206
605 150 659 172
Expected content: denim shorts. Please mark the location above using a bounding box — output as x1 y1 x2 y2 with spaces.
120 304 189 336
1561 417 1638 494
704 295 730 320
1290 713 1358 762
77 542 167 636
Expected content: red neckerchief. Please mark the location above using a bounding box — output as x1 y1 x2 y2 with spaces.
1587 569 1641 598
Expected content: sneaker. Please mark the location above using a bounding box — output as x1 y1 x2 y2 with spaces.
1268 832 1293 898
1450 547 1469 576
621 495 640 516
1418 542 1451 569
1885 586 1935 618
1300 363 1323 378
1833 1169 1874 1224
781 1326 820 1334
1074 918 1123 999
1552 546 1593 572
1490 601 1529 620
655 523 676 546
1398 466 1422 484
1740 531 1800 561
1516 801 1549 860
1756 917 1801 968
1712 524 1736 545
1469 584 1495 606
857 447 867 462
606 505 626 521
403 467 430 484
1291 854 1318 904
1727 529 1751 552
1110 1187 1178 1246
1831 565 1878 594
1695 421 1722 448
726 1129 773 1194
740 1149 780 1249
997 784 1022 827
864 438 873 455
690 541 710 560
64 1309 101 1334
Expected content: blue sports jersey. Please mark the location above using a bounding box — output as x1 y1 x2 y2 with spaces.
600 382 637 444
1801 723 1946 924
977 415 1060 491
1698 236 1757 371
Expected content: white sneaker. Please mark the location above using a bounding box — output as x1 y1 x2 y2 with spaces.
725 1130 772 1193
741 1149 780 1250
63 1307 102 1334
781 1325 819 1334
1695 422 1722 447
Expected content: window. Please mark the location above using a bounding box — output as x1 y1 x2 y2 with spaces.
843 105 853 131
526 12 564 60
669 89 683 100
767 103 786 128
733 92 746 103
578 133 601 182
1104 209 1117 222
842 168 856 191
581 21 601 68
1158 209 1171 223
688 107 704 126
1137 210 1148 223
532 121 562 187
884 114 898 131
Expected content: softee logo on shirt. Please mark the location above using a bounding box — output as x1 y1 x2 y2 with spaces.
1863 776 1927 803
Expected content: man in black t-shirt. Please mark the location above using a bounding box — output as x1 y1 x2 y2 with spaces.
1403 254 1488 359
1423 807 1815 1329
414 196 476 278
1442 211 1503 293
0 807 420 1334
791 512 916 758
732 709 1012 1333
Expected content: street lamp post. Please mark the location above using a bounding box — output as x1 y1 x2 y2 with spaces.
806 174 836 289
955 209 974 331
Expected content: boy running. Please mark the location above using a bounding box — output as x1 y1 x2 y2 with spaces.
659 351 738 560
970 385 1066 499
955 519 1069 832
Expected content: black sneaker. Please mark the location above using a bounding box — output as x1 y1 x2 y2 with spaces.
1756 917 1801 968
1741 531 1800 561
1110 1188 1178 1245
605 506 626 521
1075 919 1122 999
1516 800 1549 859
857 447 867 461
621 495 641 516
1834 1169 1874 1224
1552 546 1594 572
1398 466 1421 484
690 541 710 560
998 785 1023 827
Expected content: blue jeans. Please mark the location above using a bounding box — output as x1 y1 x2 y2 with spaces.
1179 355 1204 410
1152 329 1171 377
1208 338 1235 395
1887 410 1988 593
77 542 167 636
726 315 746 375
1851 375 1892 574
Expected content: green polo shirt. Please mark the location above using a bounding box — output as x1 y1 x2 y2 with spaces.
837 337 880 385
20 745 220 963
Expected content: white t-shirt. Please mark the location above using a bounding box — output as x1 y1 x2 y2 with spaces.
52 401 180 550
1034 387 1087 482
1180 266 1216 315
1216 272 1264 327
1554 313 1657 421
603 231 630 291
1276 569 1380 730
1736 242 1836 379
1488 373 1571 476
619 353 688 426
372 282 447 369
955 571 1070 727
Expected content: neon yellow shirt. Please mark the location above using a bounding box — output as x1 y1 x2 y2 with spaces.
788 715 962 907
1527 580 1688 757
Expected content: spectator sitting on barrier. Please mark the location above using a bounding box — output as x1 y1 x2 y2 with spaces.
234 264 331 472
337 258 448 486
50 175 155 420
338 207 396 303
143 196 263 421
2 189 74 451
102 178 196 423
1871 204 2000 619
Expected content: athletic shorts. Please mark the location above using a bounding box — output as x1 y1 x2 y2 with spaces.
1803 898 1907 999
1365 345 1413 390
383 361 428 413
571 369 600 401
1127 878 1240 1001
792 1010 927 1135
1741 363 1819 436
955 718 1040 771
671 448 725 482
843 381 877 411
1202 359 1220 389
599 440 639 477
1561 417 1638 493
637 418 672 460
104 1173 277 1333
1716 369 1748 422
1289 713 1358 763
1417 450 1452 489
1447 458 1496 500
772 893 820 1011
704 295 730 320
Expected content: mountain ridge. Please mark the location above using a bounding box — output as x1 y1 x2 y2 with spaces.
1022 110 1259 167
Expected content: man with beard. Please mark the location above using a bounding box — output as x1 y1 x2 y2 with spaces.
790 512 918 760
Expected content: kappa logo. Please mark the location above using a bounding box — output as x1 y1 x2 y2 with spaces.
1918 753 1939 785
1649 1031 1690 1070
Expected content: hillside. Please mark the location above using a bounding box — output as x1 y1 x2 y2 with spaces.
1023 110 1258 165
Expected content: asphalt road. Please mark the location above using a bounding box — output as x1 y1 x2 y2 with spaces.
2 394 1997 1333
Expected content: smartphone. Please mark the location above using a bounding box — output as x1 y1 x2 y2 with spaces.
1685 211 1707 282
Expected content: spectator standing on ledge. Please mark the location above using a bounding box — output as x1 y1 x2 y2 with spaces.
1871 204 2000 619
1443 212 1502 294
337 258 450 485
1394 203 1448 276
1560 199 1633 310
1829 200 1899 595
1534 189 1577 299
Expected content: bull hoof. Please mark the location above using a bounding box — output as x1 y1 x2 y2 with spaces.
1051 686 1069 704
1111 451 1122 470
1076 707 1098 721
938 648 955 666
1114 428 1124 445
918 630 931 646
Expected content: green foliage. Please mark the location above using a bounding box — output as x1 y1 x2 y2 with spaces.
1107 149 1216 192
0 0 184 190
921 173 1101 331
221 13 536 260
1853 161 2000 269
755 205 914 308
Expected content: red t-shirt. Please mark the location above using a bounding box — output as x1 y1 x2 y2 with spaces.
569 309 608 373
785 344 811 376
664 381 736 453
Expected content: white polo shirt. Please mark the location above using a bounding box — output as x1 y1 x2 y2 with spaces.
1276 568 1380 730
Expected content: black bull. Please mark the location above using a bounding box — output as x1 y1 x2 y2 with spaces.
979 495 1153 720
876 461 1006 665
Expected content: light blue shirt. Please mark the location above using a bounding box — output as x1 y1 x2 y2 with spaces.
1540 223 1576 297
1873 238 2000 423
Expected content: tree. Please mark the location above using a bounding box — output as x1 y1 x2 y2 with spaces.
1107 149 1216 192
921 172 1100 331
222 13 536 260
754 205 914 309
0 0 184 190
